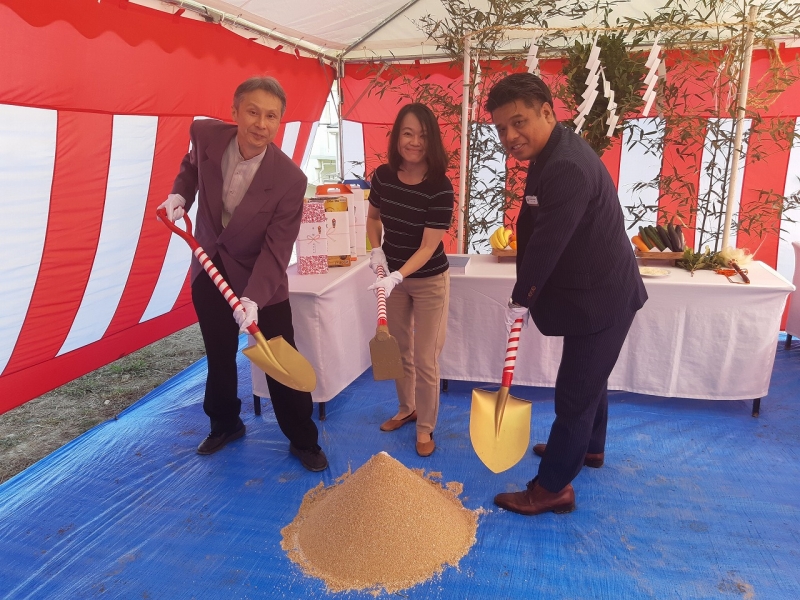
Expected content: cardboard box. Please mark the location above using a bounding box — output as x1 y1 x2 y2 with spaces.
296 200 328 275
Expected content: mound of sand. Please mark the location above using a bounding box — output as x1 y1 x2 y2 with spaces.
281 452 478 594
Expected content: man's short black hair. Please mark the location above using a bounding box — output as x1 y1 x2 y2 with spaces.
485 73 555 116
234 76 286 116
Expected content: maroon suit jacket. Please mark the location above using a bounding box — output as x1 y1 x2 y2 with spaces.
171 119 307 308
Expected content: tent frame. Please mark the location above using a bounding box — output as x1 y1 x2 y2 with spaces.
156 0 760 253
335 1 422 190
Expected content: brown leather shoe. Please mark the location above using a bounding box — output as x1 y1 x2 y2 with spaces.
380 410 417 432
197 423 246 455
416 434 435 457
494 477 576 516
532 443 604 468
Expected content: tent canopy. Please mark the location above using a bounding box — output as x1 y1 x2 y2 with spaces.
134 0 799 62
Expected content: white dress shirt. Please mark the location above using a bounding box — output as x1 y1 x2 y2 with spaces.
220 136 267 227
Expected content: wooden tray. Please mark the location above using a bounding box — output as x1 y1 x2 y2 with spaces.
491 247 517 262
635 250 683 265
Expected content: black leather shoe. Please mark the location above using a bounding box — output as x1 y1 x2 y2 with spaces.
290 443 329 472
197 423 246 455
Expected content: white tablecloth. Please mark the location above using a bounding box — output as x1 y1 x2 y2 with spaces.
440 255 795 400
250 259 376 402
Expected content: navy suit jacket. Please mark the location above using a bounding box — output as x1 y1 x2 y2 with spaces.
171 119 307 308
512 123 647 336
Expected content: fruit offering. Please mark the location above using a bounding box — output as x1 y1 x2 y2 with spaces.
489 226 515 250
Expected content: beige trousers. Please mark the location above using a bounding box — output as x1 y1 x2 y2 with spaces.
386 271 450 435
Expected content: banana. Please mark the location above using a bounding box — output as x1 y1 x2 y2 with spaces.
489 227 503 249
489 226 513 250
498 228 507 248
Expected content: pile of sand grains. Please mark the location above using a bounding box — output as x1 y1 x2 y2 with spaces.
280 452 479 594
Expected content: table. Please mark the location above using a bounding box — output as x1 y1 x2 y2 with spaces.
249 259 376 418
440 255 795 411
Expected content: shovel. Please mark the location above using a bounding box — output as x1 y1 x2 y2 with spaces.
157 208 316 393
469 318 532 473
369 265 404 380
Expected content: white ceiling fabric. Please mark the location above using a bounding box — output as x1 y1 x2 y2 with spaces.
136 0 798 61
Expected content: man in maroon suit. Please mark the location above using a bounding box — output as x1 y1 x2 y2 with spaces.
158 76 327 471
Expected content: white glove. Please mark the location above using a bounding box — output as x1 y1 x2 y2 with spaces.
157 194 186 223
369 247 389 275
233 297 258 333
505 301 529 335
368 270 403 299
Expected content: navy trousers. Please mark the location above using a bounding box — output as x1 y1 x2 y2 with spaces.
537 312 636 492
191 258 319 450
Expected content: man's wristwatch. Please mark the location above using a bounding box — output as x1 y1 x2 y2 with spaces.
508 298 523 308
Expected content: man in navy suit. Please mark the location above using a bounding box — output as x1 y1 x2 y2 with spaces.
487 73 647 515
158 77 327 471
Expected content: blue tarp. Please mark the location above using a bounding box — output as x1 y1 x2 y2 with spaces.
1 336 799 599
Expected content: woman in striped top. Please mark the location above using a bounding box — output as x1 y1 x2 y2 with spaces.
367 103 454 457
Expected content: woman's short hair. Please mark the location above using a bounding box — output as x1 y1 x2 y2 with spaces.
387 103 449 180
484 73 555 117
233 76 287 115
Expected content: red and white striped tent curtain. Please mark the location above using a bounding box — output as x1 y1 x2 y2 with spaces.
0 0 333 412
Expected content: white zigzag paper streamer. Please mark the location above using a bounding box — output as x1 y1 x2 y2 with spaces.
574 36 602 134
642 36 662 117
526 37 540 74
601 68 620 137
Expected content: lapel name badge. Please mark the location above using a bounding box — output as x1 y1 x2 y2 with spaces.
525 195 539 206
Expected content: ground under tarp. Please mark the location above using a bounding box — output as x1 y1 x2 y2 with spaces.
1 337 799 599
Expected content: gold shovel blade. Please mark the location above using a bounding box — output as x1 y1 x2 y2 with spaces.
243 332 317 393
469 386 532 473
369 325 404 381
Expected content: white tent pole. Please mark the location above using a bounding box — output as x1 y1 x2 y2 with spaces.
334 0 418 184
721 4 758 250
337 58 345 181
458 34 471 254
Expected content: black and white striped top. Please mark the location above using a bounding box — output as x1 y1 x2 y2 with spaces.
368 164 454 278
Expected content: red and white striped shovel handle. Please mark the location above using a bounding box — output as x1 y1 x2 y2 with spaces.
501 318 524 388
375 265 389 327
157 208 257 336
